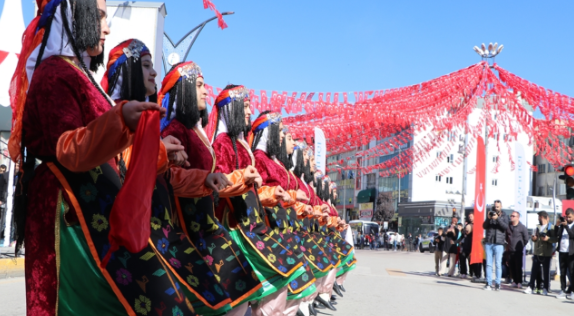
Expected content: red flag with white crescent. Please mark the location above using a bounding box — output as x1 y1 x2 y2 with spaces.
470 136 485 264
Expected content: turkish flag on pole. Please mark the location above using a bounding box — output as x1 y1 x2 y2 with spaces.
471 136 485 265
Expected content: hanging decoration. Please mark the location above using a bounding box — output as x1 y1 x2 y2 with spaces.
203 61 573 178
202 0 228 29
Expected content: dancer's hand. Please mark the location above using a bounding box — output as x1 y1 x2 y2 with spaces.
296 189 309 202
254 175 263 188
162 136 189 167
205 173 232 192
274 186 291 203
321 205 329 214
303 205 313 216
122 101 166 131
243 166 260 186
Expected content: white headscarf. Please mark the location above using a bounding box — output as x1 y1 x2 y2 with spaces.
26 0 76 85
255 127 269 155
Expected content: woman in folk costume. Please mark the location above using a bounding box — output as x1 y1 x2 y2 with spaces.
327 184 357 289
314 178 353 306
208 85 314 316
288 142 341 316
296 154 341 312
249 114 318 314
101 39 259 316
159 63 264 315
10 0 213 315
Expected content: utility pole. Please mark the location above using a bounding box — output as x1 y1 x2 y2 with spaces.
461 127 469 223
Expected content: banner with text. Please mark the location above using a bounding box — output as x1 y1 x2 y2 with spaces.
315 127 327 175
359 202 373 221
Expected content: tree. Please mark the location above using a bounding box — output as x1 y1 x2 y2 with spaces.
374 191 395 222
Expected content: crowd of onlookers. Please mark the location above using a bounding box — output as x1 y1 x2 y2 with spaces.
355 230 420 252
353 199 574 299
431 199 574 299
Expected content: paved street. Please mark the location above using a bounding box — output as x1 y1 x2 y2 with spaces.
2 249 574 315
0 277 25 316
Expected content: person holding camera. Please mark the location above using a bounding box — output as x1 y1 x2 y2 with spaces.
506 211 529 288
434 227 446 276
524 211 558 295
482 200 509 291
444 217 460 277
556 208 574 299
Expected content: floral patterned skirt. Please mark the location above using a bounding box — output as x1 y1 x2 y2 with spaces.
48 162 235 316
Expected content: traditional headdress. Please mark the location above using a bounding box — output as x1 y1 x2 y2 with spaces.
248 112 282 154
101 39 151 101
9 0 104 161
158 61 203 131
206 85 250 142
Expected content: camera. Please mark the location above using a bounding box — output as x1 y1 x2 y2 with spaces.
539 232 547 238
559 216 565 222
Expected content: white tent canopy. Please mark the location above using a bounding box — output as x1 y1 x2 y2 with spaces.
0 0 25 108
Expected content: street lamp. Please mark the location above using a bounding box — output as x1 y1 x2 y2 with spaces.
473 42 503 66
162 11 235 73
473 42 503 58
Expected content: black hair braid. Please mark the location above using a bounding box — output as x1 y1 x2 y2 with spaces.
323 181 331 201
304 161 313 183
266 123 282 157
251 131 263 152
167 84 178 122
107 64 121 94
170 70 202 129
72 0 100 52
60 1 111 106
293 149 305 178
277 138 292 170
119 57 147 102
89 51 104 72
231 138 240 170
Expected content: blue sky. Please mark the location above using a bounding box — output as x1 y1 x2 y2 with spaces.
9 0 574 99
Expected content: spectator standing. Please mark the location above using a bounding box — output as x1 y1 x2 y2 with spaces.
458 223 472 279
0 164 7 207
466 213 474 226
365 233 372 249
506 211 529 288
359 231 365 250
461 224 483 281
556 209 574 299
524 211 558 295
445 217 460 277
384 233 388 250
434 228 446 276
392 233 397 251
483 200 509 291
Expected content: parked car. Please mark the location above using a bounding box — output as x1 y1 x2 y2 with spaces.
419 231 437 253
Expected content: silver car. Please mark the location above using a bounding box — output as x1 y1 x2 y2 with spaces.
419 231 438 253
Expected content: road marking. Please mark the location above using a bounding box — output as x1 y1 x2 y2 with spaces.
386 269 405 276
